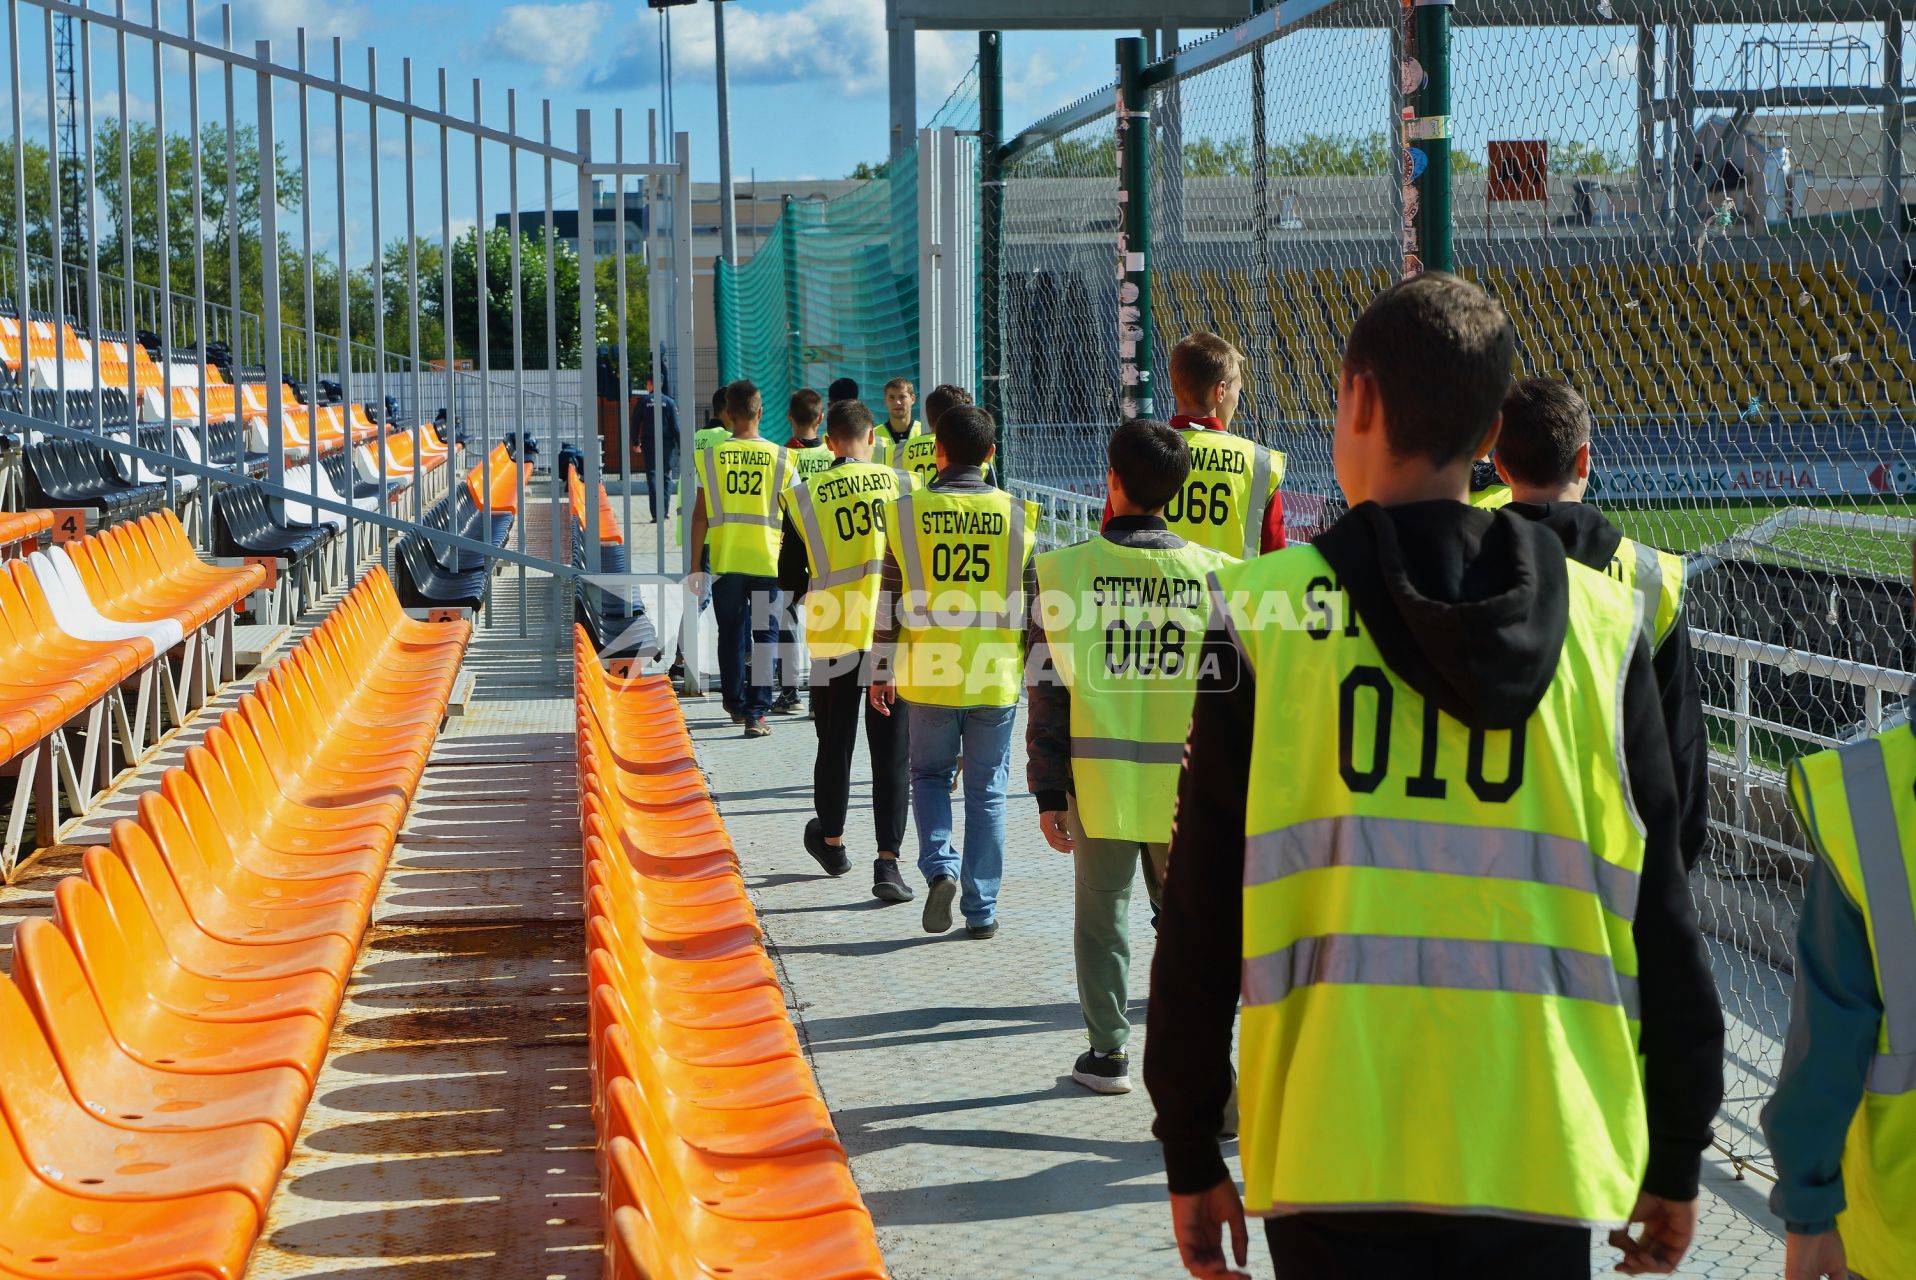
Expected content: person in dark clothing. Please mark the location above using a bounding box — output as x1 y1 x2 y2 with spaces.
633 379 679 523
1494 377 1711 874
777 398 913 903
1144 274 1724 1280
828 376 860 408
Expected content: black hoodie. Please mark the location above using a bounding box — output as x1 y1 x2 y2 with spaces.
1144 501 1725 1210
1505 500 1712 874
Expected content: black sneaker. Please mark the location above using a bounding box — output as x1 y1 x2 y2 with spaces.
1072 1048 1132 1095
921 874 957 934
770 693 803 715
743 719 771 739
726 708 746 725
965 921 998 941
803 820 851 876
872 857 913 903
668 658 686 682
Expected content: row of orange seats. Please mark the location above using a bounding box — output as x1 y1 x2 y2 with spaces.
0 509 53 559
568 466 622 546
575 629 887 1280
0 567 469 1280
466 442 533 515
3 511 266 873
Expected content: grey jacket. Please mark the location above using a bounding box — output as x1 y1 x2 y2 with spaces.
1022 515 1192 813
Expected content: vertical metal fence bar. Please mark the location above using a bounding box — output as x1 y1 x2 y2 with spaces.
577 109 600 567
186 0 211 539
543 99 561 624
79 11 103 444
368 48 387 567
10 0 29 374
472 79 491 628
45 10 65 435
256 42 284 502
333 38 359 564
673 132 697 687
221 8 238 365
115 1 138 487
437 69 450 504
403 58 422 532
508 87 526 636
647 109 665 575
615 111 631 551
297 29 326 575
145 1 166 475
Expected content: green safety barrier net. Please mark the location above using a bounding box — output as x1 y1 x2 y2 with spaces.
716 67 978 442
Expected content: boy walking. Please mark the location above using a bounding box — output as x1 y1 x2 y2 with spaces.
873 377 926 473
1145 274 1722 1279
871 406 1035 939
774 388 833 716
1105 333 1285 558
778 398 915 903
1026 419 1227 1093
690 380 793 738
1495 377 1709 872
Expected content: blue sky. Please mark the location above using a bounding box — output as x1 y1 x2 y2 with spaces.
233 0 1135 182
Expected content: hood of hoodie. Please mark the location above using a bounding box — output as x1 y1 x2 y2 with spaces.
1313 500 1570 730
1503 500 1627 574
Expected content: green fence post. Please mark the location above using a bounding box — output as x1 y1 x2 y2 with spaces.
782 194 802 411
1408 0 1453 273
979 30 1004 468
715 259 732 383
1116 35 1154 420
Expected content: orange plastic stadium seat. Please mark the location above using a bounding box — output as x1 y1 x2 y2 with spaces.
590 967 803 1071
0 508 53 553
83 844 350 993
0 981 285 1217
54 871 340 1026
10 919 312 1146
465 443 532 513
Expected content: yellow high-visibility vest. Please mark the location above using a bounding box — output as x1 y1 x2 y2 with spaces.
698 438 790 576
786 441 834 482
782 461 910 658
1221 544 1649 1227
873 421 925 472
1165 428 1284 560
1468 483 1513 510
1600 537 1684 652
885 487 1037 708
1787 726 1916 1280
894 431 991 488
1034 534 1230 842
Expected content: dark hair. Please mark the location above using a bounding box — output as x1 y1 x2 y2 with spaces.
788 388 823 429
722 379 762 426
1107 419 1190 512
1169 332 1239 403
828 376 859 403
1342 272 1515 467
825 397 875 443
934 404 996 468
710 387 727 414
923 383 972 430
1495 378 1592 488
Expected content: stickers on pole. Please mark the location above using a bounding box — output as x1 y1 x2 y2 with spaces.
1405 115 1449 142
1406 146 1428 182
1400 58 1425 95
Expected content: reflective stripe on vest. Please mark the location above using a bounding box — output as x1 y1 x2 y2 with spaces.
1035 534 1229 841
1786 726 1916 1277
1241 445 1274 560
887 488 1036 707
1221 546 1648 1227
700 442 787 575
785 461 900 657
1625 539 1685 652
1242 933 1639 1016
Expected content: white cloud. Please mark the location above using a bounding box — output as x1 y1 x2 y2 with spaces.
476 1 614 90
1585 40 1638 82
238 0 371 49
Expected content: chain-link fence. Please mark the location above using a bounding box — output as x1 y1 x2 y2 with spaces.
991 2 1916 1193
714 64 979 438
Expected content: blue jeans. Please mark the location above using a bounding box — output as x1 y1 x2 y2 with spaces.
906 701 1016 927
711 574 779 720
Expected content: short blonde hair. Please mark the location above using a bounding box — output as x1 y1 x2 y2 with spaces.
1169 332 1240 403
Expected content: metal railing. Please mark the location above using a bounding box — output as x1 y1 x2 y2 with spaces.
2 0 700 656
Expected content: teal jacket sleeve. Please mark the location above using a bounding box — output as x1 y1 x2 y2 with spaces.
1761 860 1883 1233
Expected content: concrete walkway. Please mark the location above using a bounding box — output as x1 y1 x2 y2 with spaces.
679 691 1784 1279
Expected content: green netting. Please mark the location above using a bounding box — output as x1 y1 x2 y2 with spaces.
715 64 978 441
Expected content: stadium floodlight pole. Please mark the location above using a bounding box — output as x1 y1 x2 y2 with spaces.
978 29 1004 465
1115 35 1153 421
713 0 739 266
1407 0 1452 274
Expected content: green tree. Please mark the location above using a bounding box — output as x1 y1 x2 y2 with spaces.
594 255 651 379
0 138 57 262
849 158 891 180
431 225 585 370
1548 140 1629 175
